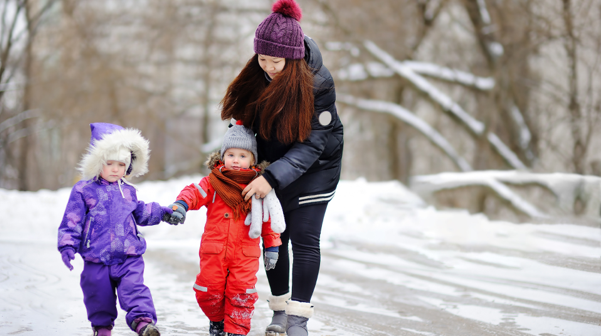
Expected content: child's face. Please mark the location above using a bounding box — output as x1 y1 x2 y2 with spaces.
258 54 286 79
100 160 127 182
223 148 254 170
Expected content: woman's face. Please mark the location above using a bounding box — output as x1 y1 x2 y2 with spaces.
258 54 286 78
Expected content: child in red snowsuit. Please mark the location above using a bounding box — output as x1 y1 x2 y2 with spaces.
166 121 283 336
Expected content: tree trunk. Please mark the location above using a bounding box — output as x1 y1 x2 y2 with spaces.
17 0 33 191
562 0 585 174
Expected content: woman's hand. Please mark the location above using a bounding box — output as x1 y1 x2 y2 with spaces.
242 176 273 201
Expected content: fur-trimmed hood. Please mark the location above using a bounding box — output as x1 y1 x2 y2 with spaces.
78 123 150 180
205 151 269 173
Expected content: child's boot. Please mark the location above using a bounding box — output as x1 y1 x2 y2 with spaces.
285 300 314 336
136 322 160 336
265 293 289 336
93 327 112 336
209 320 225 336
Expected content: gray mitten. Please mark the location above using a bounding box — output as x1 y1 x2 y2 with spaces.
167 202 187 225
245 197 264 239
263 190 286 233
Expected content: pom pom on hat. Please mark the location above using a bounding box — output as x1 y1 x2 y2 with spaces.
272 0 302 21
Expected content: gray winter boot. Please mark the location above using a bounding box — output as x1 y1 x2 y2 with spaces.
265 293 290 336
285 300 314 336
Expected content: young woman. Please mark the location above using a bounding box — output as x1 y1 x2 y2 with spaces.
220 1 344 335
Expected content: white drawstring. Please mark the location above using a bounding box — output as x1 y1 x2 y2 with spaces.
118 177 138 198
117 179 125 198
121 178 138 190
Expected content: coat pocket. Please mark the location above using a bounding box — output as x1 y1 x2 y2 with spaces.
201 241 224 255
242 245 261 258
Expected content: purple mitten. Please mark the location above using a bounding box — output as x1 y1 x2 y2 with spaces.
61 248 75 271
161 206 174 223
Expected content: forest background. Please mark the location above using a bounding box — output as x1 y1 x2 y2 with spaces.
0 0 599 222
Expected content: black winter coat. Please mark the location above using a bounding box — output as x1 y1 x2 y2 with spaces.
254 35 344 213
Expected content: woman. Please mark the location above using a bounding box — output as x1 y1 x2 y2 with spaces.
220 0 343 335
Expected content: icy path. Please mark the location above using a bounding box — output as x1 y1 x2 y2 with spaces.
0 177 599 335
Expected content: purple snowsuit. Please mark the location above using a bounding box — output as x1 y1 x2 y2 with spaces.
58 121 167 332
58 177 166 330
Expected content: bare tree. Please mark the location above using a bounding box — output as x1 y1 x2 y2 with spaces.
304 0 599 182
0 0 57 190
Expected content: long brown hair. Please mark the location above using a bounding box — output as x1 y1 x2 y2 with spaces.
221 54 314 144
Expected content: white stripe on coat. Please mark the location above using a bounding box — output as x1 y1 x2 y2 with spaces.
194 183 207 198
299 193 336 205
193 284 207 292
298 190 336 201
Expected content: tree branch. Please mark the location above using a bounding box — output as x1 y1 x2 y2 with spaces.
363 40 528 170
338 94 472 172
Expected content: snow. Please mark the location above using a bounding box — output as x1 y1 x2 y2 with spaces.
337 61 495 91
0 176 599 335
404 61 495 91
476 0 492 25
411 170 547 218
337 62 395 81
488 41 504 58
412 170 601 218
510 105 533 152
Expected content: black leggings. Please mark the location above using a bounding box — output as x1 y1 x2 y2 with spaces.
264 203 328 303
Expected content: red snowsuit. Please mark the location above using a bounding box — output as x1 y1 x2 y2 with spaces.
177 173 281 335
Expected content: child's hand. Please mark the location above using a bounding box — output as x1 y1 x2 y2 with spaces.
264 246 279 271
61 248 75 271
161 206 174 223
165 202 187 225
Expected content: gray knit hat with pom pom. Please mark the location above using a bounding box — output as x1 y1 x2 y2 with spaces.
220 120 258 162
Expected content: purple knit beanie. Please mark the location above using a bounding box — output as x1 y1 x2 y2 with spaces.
254 0 305 59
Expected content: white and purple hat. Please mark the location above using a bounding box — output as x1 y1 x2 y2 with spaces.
78 122 150 179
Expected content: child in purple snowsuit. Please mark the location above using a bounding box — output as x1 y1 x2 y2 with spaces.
57 123 172 336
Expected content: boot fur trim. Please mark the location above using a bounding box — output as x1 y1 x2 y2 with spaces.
285 300 314 319
267 293 290 311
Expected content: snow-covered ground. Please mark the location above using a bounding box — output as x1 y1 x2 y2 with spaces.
0 176 599 335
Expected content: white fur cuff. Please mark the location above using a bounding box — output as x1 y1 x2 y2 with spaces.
267 293 290 311
286 300 314 318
